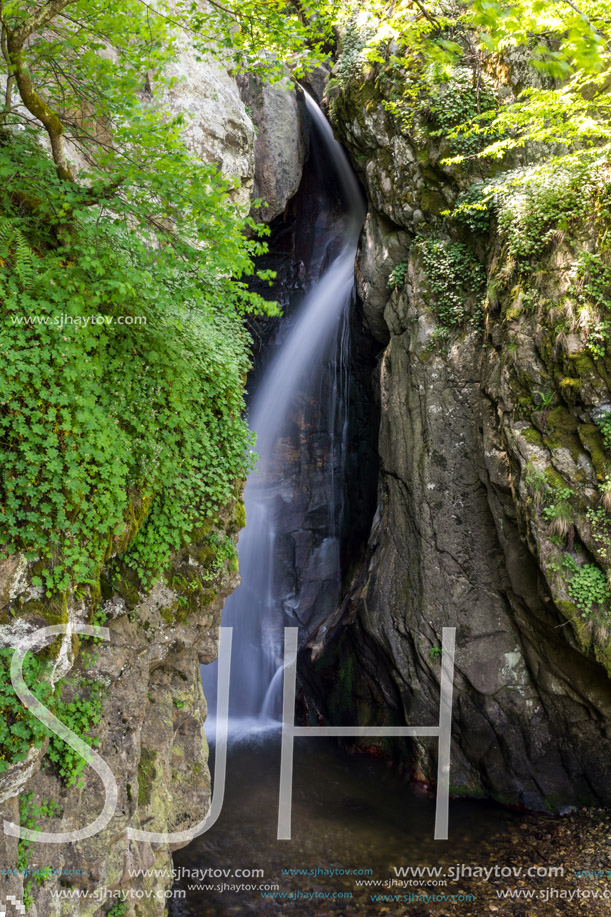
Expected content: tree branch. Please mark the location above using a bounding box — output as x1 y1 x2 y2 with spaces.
6 33 72 179
558 0 611 55
12 0 79 46
409 0 440 28
4 2 80 180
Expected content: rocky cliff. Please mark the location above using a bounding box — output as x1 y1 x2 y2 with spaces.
304 52 611 810
0 47 307 917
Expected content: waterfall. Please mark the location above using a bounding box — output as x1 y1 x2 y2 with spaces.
203 95 365 737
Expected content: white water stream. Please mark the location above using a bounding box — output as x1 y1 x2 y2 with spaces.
203 95 364 739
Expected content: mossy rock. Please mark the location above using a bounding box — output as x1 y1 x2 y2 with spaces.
523 427 544 447
187 544 216 567
578 424 610 479
100 565 141 609
543 406 583 462
137 747 157 808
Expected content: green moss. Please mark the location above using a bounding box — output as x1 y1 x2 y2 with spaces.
543 406 583 462
449 782 487 799
568 351 597 378
234 501 246 532
543 466 567 490
19 592 68 627
578 424 610 479
187 544 216 567
505 303 523 321
137 748 157 808
523 427 544 446
112 493 154 555
188 520 214 544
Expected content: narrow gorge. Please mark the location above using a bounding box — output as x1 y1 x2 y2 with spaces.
1 2 611 916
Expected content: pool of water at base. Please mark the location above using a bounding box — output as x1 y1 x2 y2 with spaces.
168 733 532 916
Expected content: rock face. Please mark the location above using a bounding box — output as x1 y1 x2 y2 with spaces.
304 66 611 809
0 39 309 917
0 503 242 916
163 48 256 209
238 75 309 222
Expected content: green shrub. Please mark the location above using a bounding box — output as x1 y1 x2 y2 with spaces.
46 677 108 786
497 165 597 264
0 133 268 593
566 559 611 618
0 650 54 773
415 237 486 336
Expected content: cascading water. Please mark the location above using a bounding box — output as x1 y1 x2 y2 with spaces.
202 95 365 735
171 95 529 917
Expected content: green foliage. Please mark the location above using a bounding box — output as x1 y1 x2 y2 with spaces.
0 130 267 591
0 650 53 774
329 0 611 172
497 164 598 265
576 251 611 358
387 258 409 290
429 645 442 661
45 677 108 786
586 506 611 561
0 0 296 594
419 65 499 155
178 0 341 82
415 237 486 339
331 6 380 89
0 642 109 788
17 793 59 881
106 895 128 917
564 556 611 618
598 412 611 452
451 183 494 233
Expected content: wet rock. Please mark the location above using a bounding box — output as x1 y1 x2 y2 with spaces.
308 54 611 810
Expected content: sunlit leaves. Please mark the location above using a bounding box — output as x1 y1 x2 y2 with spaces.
330 0 611 169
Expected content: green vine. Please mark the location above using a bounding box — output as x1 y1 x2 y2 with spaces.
415 237 486 340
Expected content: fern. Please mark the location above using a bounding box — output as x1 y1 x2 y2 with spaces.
0 216 38 292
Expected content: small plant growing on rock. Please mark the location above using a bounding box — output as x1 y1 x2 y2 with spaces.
600 478 611 513
565 557 611 618
106 895 128 917
543 488 575 539
598 412 611 452
524 462 549 508
387 258 409 290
